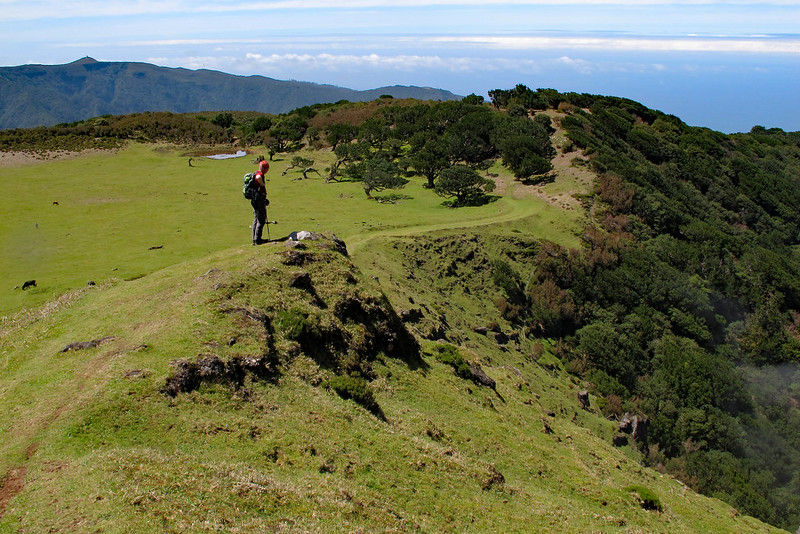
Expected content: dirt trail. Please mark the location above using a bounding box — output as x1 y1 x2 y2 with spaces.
0 343 125 519
0 467 27 517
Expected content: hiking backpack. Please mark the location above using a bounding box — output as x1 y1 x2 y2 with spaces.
242 172 257 199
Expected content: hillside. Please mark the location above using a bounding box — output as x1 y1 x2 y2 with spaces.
1 92 799 531
0 58 459 129
0 234 781 533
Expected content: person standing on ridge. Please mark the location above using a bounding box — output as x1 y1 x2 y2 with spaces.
251 159 269 245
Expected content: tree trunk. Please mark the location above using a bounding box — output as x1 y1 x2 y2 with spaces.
327 160 341 183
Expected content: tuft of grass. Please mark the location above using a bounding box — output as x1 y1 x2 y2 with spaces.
626 485 663 512
429 343 472 380
326 375 382 418
275 308 316 341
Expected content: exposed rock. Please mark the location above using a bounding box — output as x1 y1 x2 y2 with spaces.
59 336 115 353
468 362 496 390
329 235 348 257
494 332 509 345
542 419 554 434
632 415 649 445
281 249 314 266
612 433 629 447
472 326 488 335
399 308 423 323
161 353 275 397
618 413 634 434
577 390 590 410
618 412 649 445
289 271 313 290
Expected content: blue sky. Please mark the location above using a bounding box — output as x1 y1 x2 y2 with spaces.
1 1 799 132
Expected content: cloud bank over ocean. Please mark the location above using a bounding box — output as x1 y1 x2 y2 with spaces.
2 1 799 131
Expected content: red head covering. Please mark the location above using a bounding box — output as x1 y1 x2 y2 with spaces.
259 160 269 173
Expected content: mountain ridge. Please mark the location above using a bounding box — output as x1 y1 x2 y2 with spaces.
0 58 460 129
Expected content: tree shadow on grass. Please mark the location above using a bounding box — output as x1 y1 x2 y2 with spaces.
441 194 500 208
519 172 556 186
373 193 413 203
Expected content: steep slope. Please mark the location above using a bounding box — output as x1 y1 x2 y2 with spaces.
0 58 459 129
0 235 783 532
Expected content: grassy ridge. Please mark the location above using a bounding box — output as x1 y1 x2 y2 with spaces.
0 236 781 532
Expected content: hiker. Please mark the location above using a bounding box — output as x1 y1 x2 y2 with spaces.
251 159 269 244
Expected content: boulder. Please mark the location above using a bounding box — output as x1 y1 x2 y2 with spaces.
400 308 423 323
59 336 115 353
468 362 496 390
618 412 648 445
494 331 509 345
577 390 590 410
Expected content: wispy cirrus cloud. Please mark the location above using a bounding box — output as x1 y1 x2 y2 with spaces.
2 0 800 21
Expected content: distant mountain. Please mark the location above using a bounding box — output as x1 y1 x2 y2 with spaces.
0 57 461 129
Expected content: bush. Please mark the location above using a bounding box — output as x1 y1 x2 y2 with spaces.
625 485 663 512
327 375 382 417
211 112 234 128
429 344 472 380
252 116 272 132
276 308 318 341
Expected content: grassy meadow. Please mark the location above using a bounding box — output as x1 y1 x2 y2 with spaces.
0 143 582 317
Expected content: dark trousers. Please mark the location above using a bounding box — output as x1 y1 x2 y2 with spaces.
251 194 267 242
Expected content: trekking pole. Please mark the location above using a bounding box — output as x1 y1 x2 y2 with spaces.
265 199 271 241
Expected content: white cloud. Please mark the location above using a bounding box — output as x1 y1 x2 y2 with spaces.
151 51 672 78
433 35 800 54
244 52 482 72
2 0 800 21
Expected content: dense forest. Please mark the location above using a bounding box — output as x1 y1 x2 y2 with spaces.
488 85 800 529
3 87 799 529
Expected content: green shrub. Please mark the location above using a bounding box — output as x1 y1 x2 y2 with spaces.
327 375 382 417
429 344 472 380
626 485 663 512
276 308 316 341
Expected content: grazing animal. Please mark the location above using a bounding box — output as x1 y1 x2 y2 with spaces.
21 280 36 290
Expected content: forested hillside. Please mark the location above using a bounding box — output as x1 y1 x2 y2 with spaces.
487 85 800 529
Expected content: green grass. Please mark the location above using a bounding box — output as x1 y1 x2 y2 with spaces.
0 145 783 532
0 238 782 532
0 143 581 317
